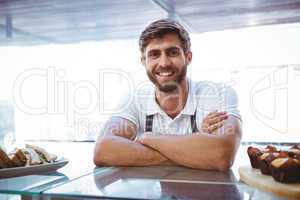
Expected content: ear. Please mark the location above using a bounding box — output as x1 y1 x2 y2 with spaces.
186 51 192 65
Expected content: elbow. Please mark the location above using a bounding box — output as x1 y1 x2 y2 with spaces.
93 153 107 167
217 158 233 172
217 145 235 172
217 132 240 172
93 155 104 167
93 137 111 167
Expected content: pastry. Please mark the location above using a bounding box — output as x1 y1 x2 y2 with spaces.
247 146 262 169
270 157 300 183
258 151 289 175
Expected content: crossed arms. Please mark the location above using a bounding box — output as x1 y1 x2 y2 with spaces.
94 113 242 171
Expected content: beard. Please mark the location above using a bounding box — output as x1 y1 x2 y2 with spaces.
146 66 187 93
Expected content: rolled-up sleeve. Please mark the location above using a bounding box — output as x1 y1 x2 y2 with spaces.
196 82 242 126
221 85 242 121
111 93 139 126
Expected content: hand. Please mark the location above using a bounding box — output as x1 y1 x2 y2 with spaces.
201 111 228 134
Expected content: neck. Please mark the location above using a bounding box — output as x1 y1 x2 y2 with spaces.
155 78 189 119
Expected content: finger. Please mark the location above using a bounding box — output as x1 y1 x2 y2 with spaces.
208 114 228 124
200 120 210 132
207 114 227 125
201 125 209 133
206 111 218 118
201 128 210 134
207 121 224 133
206 111 227 120
202 112 219 124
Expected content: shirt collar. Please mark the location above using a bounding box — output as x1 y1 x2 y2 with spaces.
181 79 197 115
145 89 163 116
145 78 197 116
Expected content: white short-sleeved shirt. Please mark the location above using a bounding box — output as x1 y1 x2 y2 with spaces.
113 78 241 136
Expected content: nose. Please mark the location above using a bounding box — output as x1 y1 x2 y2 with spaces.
158 53 171 68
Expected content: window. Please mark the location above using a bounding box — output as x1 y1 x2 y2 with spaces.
0 23 299 142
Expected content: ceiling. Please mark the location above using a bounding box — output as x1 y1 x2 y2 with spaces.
1 0 300 46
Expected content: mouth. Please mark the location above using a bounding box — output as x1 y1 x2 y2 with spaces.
155 71 175 77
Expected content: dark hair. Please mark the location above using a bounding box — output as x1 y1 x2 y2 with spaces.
139 19 191 54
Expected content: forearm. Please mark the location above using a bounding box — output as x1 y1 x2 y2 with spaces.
94 135 171 167
139 116 241 170
139 134 232 170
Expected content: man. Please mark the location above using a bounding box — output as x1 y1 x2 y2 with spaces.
94 19 242 171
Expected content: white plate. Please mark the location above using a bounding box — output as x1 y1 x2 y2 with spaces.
0 158 69 179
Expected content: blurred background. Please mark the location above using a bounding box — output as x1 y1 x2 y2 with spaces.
0 0 300 143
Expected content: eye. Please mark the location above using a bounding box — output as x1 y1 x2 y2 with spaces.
147 50 160 59
168 48 180 57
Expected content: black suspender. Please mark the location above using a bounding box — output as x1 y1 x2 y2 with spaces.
190 111 198 133
145 112 198 133
145 114 154 132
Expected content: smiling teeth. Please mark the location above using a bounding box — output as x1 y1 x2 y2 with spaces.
159 72 173 77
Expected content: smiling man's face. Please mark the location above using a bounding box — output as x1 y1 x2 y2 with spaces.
142 33 192 93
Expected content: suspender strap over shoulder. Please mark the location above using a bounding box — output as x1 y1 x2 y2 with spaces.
145 114 154 132
145 113 198 133
190 112 198 133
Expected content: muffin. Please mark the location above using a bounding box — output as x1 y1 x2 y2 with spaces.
288 144 300 158
270 157 300 183
263 145 277 153
290 144 300 150
258 151 289 175
247 146 262 169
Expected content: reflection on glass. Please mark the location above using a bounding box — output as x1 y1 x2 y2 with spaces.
0 193 21 200
101 179 161 199
45 167 252 200
0 175 64 194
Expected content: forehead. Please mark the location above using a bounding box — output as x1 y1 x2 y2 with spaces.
144 33 182 53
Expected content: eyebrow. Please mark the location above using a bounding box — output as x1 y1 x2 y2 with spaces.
147 46 181 54
166 46 180 51
147 49 160 55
